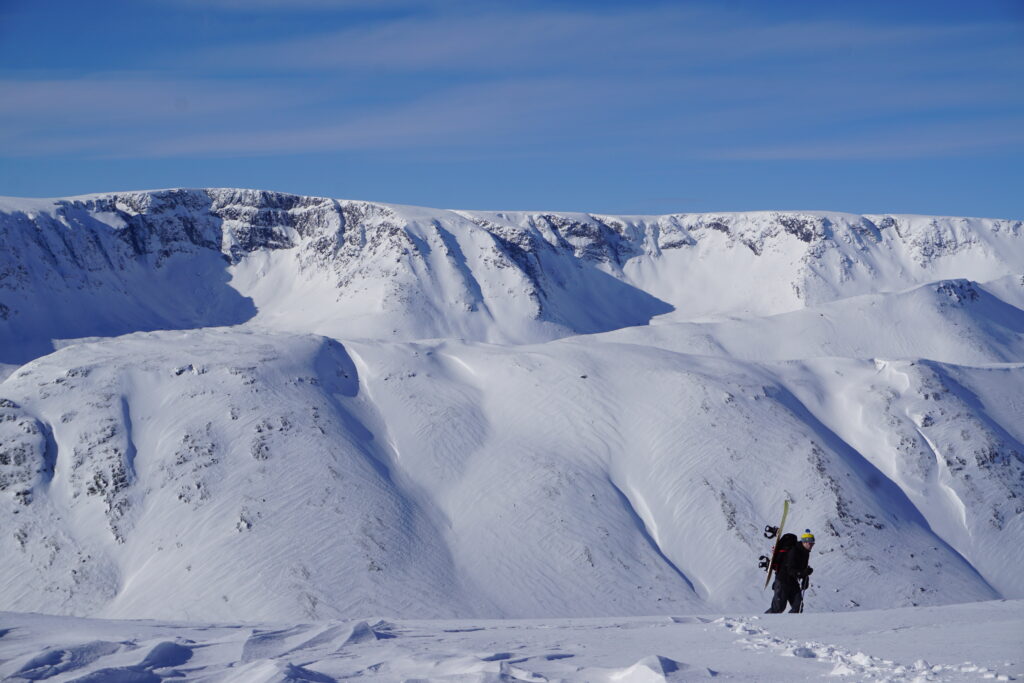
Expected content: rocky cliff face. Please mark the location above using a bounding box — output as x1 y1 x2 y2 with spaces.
2 189 1021 364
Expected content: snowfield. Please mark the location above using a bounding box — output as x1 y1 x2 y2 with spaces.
1 600 1021 681
0 189 1021 680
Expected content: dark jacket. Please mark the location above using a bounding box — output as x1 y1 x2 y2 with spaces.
775 542 811 582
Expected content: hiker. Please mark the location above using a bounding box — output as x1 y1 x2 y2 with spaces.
766 530 815 613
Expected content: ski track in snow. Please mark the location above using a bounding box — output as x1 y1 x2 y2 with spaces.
718 615 1016 682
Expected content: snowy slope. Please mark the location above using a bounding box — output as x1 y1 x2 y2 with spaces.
0 331 497 622
605 277 1024 364
0 189 1022 625
1 331 1020 621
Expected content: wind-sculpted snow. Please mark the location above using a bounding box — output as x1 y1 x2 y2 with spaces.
1 599 1022 681
0 188 1022 623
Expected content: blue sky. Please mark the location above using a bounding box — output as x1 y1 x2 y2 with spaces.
1 0 1022 216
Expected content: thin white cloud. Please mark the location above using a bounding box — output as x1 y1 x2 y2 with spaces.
129 78 611 157
192 7 711 72
0 75 337 156
193 8 1012 75
703 120 1024 161
4 67 1022 162
0 76 318 119
0 77 601 158
2 5 1020 164
165 0 457 9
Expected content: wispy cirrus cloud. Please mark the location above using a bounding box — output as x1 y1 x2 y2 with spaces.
0 76 313 118
0 75 335 155
133 78 591 157
1 76 613 158
2 4 1021 163
194 8 1008 75
163 0 460 10
2 1 1021 214
5 66 1023 161
703 118 1024 161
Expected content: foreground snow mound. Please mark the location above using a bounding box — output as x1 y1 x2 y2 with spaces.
1 328 1020 621
0 600 1021 682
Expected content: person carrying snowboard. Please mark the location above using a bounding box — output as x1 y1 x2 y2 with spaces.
766 530 814 613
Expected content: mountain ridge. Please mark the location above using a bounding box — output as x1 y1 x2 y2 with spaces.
2 188 1022 363
0 188 1022 622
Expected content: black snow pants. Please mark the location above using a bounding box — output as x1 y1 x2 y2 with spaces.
766 575 802 613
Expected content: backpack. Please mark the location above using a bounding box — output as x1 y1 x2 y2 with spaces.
770 533 798 572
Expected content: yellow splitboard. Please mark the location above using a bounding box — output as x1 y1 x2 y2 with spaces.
763 500 790 589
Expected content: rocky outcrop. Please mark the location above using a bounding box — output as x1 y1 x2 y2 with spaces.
1 189 1021 362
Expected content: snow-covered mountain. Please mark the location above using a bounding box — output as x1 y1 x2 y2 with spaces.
0 188 1021 623
3 189 1022 361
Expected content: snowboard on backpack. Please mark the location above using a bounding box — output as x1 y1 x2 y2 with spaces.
758 500 793 589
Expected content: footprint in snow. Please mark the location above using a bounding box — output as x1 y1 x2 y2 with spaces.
719 617 1017 682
